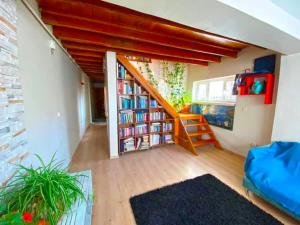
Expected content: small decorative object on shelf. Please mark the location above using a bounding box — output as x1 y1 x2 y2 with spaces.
117 61 175 155
239 73 274 104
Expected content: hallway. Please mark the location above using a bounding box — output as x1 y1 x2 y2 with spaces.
70 125 298 225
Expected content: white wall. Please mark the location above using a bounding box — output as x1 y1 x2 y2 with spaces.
17 1 91 167
105 52 119 159
272 53 300 142
187 47 280 156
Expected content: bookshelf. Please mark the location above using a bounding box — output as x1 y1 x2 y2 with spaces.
117 61 175 154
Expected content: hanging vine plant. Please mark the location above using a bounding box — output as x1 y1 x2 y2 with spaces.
136 61 191 112
164 62 190 112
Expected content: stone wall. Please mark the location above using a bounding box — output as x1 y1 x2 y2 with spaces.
0 0 29 186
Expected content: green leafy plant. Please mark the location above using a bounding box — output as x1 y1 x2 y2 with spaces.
164 62 186 112
0 211 34 225
0 155 85 225
144 62 158 89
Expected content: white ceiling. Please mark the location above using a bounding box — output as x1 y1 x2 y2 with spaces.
105 0 300 55
270 0 300 21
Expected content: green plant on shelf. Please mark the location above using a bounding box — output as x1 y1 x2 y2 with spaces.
0 154 85 225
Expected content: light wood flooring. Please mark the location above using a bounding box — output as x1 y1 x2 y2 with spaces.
70 125 299 225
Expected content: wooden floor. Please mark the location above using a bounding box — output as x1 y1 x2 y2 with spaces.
71 125 299 225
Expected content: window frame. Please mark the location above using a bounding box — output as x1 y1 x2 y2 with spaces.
192 75 237 105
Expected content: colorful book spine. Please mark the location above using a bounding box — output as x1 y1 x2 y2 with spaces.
137 96 148 108
150 134 160 146
120 127 134 138
118 63 126 79
150 123 161 132
150 100 158 108
119 110 133 124
150 112 166 121
162 134 174 144
162 123 173 132
119 97 134 109
135 124 148 135
135 111 148 123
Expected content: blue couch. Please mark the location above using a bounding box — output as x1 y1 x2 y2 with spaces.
244 142 300 220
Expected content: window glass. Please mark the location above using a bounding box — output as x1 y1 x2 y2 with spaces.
192 75 236 103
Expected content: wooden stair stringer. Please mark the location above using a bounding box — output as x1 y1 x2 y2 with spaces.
178 117 198 155
179 113 222 154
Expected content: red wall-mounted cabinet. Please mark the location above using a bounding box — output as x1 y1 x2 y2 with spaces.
239 73 274 104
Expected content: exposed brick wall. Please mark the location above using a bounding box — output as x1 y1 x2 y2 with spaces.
0 0 29 186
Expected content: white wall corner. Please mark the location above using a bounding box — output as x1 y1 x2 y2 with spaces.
105 51 119 158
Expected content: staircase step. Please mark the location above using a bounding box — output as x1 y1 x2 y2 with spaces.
193 139 216 147
179 113 202 120
188 131 212 137
184 123 207 127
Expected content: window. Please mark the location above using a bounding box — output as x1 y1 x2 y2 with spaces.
192 75 236 103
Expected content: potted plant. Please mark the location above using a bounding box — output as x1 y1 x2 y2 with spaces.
0 155 85 225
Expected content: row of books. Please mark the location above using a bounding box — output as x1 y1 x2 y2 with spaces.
150 100 158 108
117 63 127 79
136 135 150 150
120 137 135 152
162 134 174 144
119 110 133 124
136 111 148 123
135 124 148 135
118 80 133 95
119 96 134 110
150 134 160 146
120 127 134 138
150 112 166 121
134 84 143 95
136 96 148 108
162 123 173 132
150 123 161 132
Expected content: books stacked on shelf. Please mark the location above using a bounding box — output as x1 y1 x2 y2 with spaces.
119 110 133 124
136 96 148 108
134 84 142 94
135 124 148 135
120 127 134 138
136 135 150 150
118 80 133 94
119 96 134 109
150 134 160 146
150 111 166 121
162 134 174 144
135 110 148 123
118 63 126 79
150 99 158 108
162 122 173 132
150 123 161 132
120 137 135 153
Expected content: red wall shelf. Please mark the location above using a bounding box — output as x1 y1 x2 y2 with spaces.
239 73 274 104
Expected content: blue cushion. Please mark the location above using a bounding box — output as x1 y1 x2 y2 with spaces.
245 142 300 218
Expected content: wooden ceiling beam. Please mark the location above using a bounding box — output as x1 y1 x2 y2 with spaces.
77 63 102 68
54 27 220 62
72 56 102 62
68 49 104 58
41 11 237 58
64 41 209 66
38 0 248 50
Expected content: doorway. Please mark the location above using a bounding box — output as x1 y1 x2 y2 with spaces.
91 82 106 123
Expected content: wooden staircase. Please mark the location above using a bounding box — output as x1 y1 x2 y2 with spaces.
117 55 221 155
178 113 222 155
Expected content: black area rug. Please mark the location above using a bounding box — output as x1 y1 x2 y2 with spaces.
130 174 283 225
